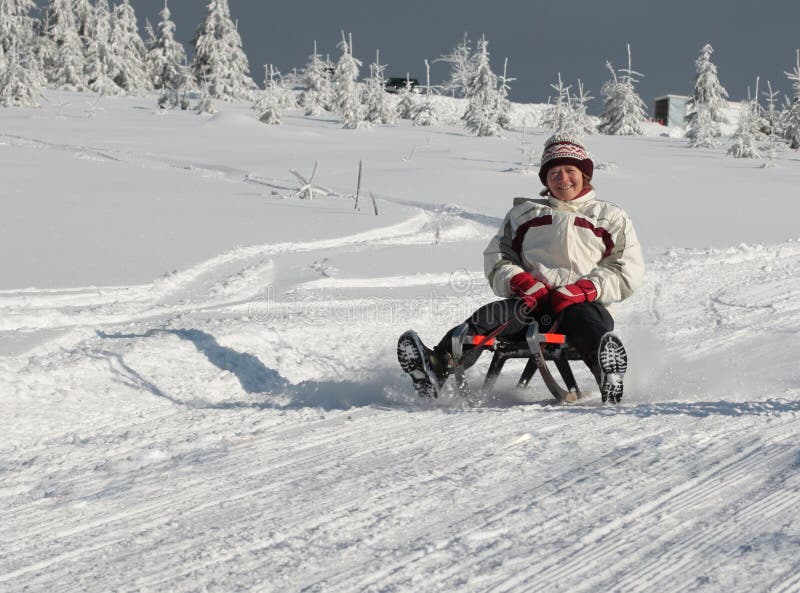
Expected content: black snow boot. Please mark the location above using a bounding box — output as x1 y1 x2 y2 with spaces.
597 332 628 404
397 330 449 398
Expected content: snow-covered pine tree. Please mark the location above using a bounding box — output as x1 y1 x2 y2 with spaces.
396 73 416 119
41 0 87 90
782 50 800 149
191 0 256 102
598 45 647 135
147 0 187 91
495 57 513 130
299 41 332 116
728 99 762 158
436 34 471 98
362 49 394 124
0 0 43 85
84 0 123 95
686 43 729 129
1 0 31 59
73 0 93 42
462 35 501 137
571 79 595 135
255 64 282 124
0 42 41 107
413 59 436 126
108 0 150 93
332 31 363 129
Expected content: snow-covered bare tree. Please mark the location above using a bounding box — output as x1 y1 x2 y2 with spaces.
462 36 501 137
362 49 394 124
147 0 187 91
686 43 729 130
84 0 123 95
436 34 471 98
191 0 256 101
396 73 416 119
782 50 800 149
0 42 41 107
599 45 647 135
108 0 150 93
495 57 513 130
762 80 781 167
728 100 762 158
571 79 595 135
413 59 436 126
543 73 578 135
299 41 332 116
41 0 87 90
332 31 363 129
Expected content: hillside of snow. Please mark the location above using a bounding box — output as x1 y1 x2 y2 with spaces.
2 93 799 593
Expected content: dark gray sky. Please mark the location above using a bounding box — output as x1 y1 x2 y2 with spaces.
129 0 800 113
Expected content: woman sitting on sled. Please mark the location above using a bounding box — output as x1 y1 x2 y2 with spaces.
398 133 645 403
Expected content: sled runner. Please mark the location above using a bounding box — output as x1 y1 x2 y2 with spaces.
450 320 587 403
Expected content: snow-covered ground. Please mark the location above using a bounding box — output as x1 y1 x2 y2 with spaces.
2 93 799 593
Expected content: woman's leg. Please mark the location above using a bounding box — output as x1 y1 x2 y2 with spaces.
556 302 615 378
433 298 533 372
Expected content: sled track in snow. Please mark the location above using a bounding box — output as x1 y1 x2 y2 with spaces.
2 405 797 592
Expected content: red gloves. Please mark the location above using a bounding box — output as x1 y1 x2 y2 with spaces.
510 272 549 311
551 279 598 314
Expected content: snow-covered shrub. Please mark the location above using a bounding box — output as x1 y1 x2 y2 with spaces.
728 100 763 158
687 104 720 147
396 76 416 120
255 65 283 125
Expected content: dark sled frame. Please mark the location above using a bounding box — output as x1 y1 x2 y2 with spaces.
449 321 586 402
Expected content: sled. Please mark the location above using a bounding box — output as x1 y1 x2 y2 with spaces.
449 321 587 403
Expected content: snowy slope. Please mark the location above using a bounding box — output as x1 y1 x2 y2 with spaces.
1 93 799 593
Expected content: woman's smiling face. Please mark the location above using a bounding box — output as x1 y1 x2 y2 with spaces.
546 165 585 201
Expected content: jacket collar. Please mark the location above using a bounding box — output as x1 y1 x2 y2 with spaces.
548 189 596 211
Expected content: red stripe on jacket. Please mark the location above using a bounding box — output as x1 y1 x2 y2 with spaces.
574 217 615 258
512 215 553 254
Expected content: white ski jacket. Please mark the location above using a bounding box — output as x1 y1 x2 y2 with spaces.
484 190 645 306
